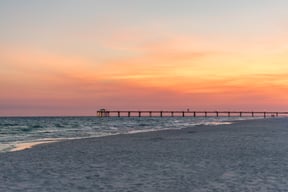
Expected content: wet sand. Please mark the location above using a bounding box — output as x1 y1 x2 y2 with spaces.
1 118 288 192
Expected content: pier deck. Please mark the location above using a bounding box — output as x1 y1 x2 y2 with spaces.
97 109 288 118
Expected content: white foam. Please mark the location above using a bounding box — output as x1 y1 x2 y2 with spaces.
127 128 180 134
10 138 67 152
204 122 233 125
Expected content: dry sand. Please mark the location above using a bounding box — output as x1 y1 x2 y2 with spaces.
1 118 288 192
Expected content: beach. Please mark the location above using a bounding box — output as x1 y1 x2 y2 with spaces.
1 118 288 192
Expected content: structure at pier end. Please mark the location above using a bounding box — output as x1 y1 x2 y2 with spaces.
97 109 110 117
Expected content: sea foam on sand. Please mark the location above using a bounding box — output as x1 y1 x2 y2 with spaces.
11 140 58 152
1 118 288 192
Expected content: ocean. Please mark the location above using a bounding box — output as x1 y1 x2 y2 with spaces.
0 116 258 152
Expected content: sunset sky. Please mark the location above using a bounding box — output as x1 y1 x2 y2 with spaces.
1 0 288 116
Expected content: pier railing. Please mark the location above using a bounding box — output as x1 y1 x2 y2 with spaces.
97 109 288 118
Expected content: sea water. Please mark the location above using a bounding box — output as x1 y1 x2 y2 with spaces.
0 116 258 152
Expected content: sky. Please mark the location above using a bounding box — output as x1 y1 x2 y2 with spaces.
1 0 288 116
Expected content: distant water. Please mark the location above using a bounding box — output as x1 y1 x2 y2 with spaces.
0 116 258 152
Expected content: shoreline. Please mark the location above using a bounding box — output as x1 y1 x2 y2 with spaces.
11 120 237 152
7 119 236 153
1 118 288 191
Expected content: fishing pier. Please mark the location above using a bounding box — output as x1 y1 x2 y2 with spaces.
97 109 288 118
